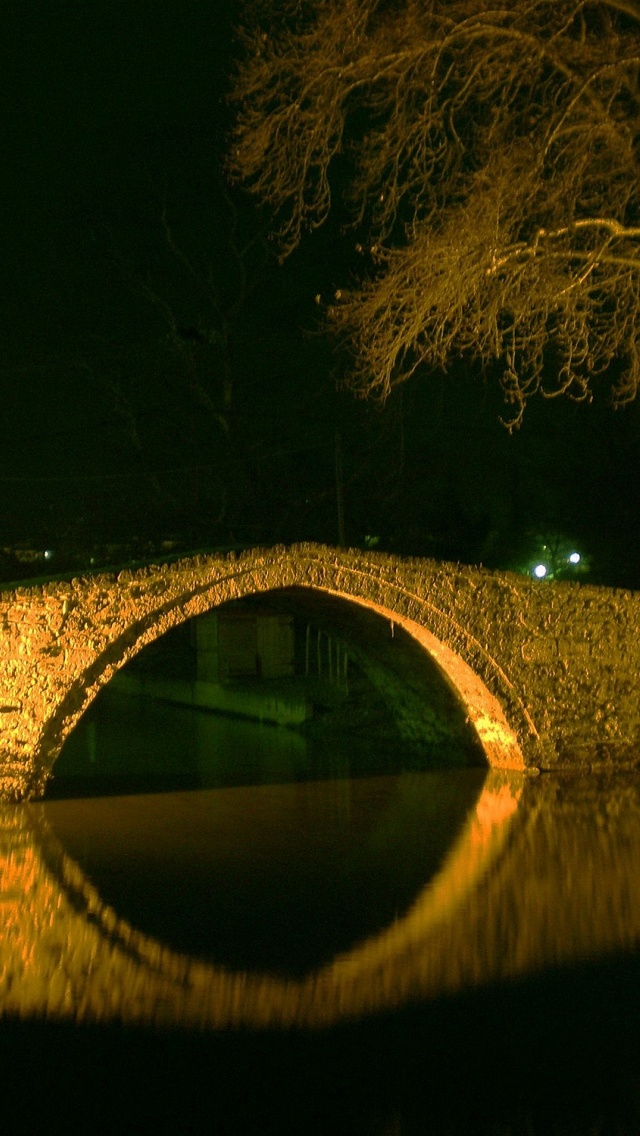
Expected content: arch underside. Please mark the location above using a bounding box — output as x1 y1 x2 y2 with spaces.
33 556 528 790
329 592 526 771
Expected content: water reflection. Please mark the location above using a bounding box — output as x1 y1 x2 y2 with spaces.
39 771 487 976
0 768 495 1024
50 687 449 797
6 679 640 1134
3 768 640 1033
0 763 636 1040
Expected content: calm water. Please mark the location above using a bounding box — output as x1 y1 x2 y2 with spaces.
2 694 640 1133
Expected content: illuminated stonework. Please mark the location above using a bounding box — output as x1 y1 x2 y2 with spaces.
0 543 639 798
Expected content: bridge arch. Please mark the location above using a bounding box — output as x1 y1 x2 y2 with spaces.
33 548 528 792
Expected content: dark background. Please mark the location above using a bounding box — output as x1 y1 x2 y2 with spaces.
1 0 638 586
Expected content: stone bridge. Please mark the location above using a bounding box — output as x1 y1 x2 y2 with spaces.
0 543 639 799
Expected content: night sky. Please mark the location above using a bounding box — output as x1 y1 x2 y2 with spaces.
2 0 639 587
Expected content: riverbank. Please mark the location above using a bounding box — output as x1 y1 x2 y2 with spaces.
3 949 640 1134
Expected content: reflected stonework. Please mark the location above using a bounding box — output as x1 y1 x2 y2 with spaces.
2 769 640 1030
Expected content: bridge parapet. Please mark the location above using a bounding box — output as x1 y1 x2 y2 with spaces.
0 544 639 798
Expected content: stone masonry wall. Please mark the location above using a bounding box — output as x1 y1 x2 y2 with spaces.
0 544 639 798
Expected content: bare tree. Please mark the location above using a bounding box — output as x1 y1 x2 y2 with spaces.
229 0 640 425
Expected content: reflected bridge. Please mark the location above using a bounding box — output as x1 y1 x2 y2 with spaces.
1 543 639 798
3 769 640 1029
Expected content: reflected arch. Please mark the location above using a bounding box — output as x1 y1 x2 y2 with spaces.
30 548 528 794
3 768 524 1028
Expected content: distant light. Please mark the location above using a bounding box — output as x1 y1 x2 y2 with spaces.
568 551 581 564
533 563 548 579
43 549 54 561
